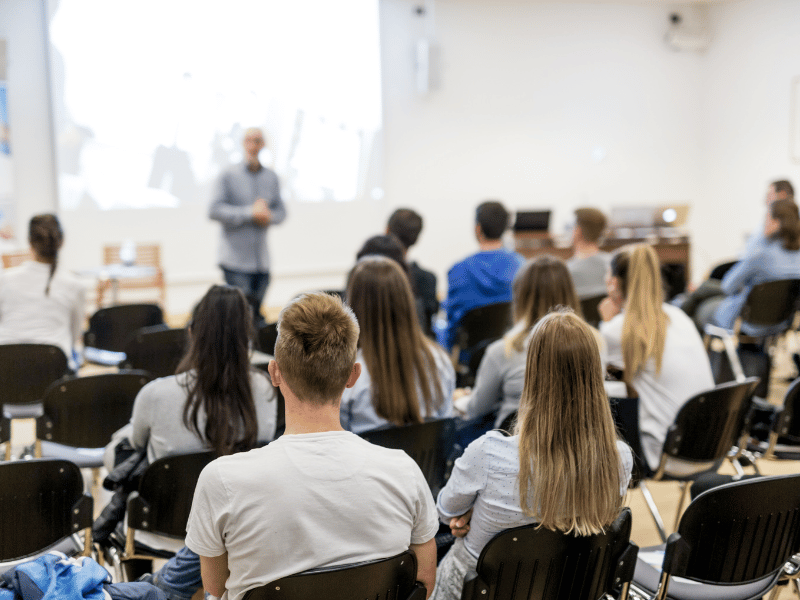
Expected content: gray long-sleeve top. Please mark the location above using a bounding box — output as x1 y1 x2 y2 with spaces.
209 162 287 273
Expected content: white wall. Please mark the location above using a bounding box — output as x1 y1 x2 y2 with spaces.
698 0 800 273
381 0 705 284
2 0 799 314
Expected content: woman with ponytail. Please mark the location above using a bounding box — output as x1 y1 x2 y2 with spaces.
599 244 713 471
430 310 632 600
0 214 85 370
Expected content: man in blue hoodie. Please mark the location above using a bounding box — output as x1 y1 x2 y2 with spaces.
437 201 524 350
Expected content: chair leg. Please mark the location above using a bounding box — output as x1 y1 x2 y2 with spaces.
639 482 668 543
673 482 691 533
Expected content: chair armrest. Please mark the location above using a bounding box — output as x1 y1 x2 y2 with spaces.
613 543 639 589
662 533 691 577
703 323 734 339
406 583 427 600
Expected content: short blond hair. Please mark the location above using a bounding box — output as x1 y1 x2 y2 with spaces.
274 293 359 404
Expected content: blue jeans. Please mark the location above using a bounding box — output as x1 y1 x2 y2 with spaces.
143 547 202 600
222 268 270 323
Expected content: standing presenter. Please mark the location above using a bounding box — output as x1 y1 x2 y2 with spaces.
209 127 286 320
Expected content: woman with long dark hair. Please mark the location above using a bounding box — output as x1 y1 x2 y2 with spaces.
0 214 85 370
130 284 276 462
341 256 454 432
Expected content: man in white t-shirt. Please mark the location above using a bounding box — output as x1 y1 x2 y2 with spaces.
184 292 438 600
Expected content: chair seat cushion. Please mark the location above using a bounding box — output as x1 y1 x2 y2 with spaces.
39 442 104 468
633 545 778 600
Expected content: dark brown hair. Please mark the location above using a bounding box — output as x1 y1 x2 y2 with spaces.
178 285 260 456
28 214 63 296
769 198 800 251
476 201 509 240
772 180 795 200
387 208 423 250
347 256 444 426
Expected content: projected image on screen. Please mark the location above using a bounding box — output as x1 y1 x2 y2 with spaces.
47 0 383 211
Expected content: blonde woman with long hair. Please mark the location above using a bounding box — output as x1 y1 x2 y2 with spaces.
341 256 455 432
598 244 713 471
430 310 632 600
464 255 590 428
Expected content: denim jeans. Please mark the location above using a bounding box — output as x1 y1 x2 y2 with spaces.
142 547 202 600
222 269 270 324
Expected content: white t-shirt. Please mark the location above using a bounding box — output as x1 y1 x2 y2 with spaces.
0 261 85 369
185 430 439 600
600 303 715 470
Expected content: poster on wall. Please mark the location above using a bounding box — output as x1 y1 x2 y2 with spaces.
0 38 14 242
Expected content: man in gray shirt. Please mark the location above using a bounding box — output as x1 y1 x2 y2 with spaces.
209 128 287 318
567 207 611 299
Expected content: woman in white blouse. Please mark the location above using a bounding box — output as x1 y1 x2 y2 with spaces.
430 310 632 600
0 214 84 370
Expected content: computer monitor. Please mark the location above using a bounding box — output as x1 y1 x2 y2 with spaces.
513 210 551 232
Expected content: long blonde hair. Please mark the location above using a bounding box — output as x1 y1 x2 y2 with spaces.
346 256 443 425
505 256 581 355
516 310 624 535
610 244 669 383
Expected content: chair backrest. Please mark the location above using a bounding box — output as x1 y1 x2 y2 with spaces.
127 450 215 538
243 551 423 600
660 377 759 464
463 508 637 600
360 418 456 495
257 322 278 356
456 302 512 353
609 396 649 481
580 294 605 328
122 325 187 378
769 377 800 452
103 243 161 268
37 371 152 449
84 303 165 352
740 278 800 328
0 459 93 561
665 473 800 585
1 250 32 269
0 343 69 405
709 260 737 281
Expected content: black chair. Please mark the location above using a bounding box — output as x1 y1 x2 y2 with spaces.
609 395 649 485
461 508 638 600
757 376 800 460
0 459 93 562
452 302 512 387
580 293 605 328
121 325 187 378
108 450 215 581
631 473 800 600
84 303 165 365
360 418 456 496
0 343 69 425
36 371 152 496
257 322 278 356
638 377 760 543
243 550 426 600
704 278 800 397
708 259 738 281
